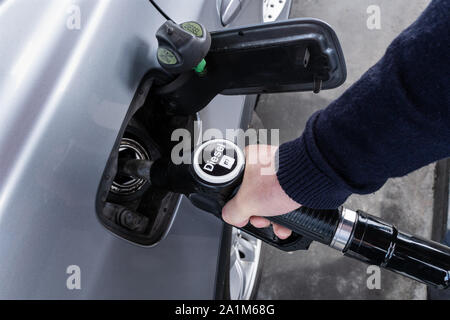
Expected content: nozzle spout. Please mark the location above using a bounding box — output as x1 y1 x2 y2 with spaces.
118 159 153 184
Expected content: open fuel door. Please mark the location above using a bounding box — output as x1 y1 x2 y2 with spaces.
154 18 346 115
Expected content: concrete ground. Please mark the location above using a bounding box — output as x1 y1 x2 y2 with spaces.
255 0 434 300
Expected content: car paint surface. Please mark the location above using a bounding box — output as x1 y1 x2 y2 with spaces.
0 0 249 299
0 0 294 298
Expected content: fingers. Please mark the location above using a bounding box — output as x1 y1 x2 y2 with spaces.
249 217 291 240
249 216 271 228
222 196 252 228
272 223 292 239
224 206 292 240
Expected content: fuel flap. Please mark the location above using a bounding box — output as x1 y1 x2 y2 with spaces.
96 19 346 245
155 18 347 115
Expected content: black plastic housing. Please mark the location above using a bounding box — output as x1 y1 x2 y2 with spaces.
345 211 450 289
155 18 346 115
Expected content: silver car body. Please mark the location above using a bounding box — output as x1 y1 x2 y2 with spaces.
0 0 289 298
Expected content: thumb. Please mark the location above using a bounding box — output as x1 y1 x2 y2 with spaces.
222 195 252 228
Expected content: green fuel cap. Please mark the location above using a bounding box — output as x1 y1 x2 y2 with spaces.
156 20 211 74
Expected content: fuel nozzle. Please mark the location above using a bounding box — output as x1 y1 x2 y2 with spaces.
117 139 245 213
116 139 450 288
156 20 211 74
118 159 154 183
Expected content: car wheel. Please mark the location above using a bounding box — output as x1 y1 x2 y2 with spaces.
229 228 264 300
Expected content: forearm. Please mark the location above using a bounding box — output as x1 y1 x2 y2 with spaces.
277 0 450 209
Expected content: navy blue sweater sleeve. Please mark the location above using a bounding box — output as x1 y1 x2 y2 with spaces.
276 0 450 209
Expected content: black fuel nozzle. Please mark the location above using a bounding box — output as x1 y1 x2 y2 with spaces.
117 139 245 213
156 20 211 75
116 139 450 289
116 139 327 251
118 159 153 183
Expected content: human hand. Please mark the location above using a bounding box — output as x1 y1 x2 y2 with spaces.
222 144 301 239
